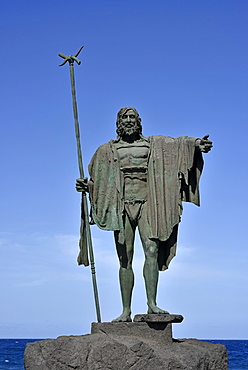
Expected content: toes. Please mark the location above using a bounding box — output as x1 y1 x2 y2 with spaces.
147 305 169 314
112 314 131 322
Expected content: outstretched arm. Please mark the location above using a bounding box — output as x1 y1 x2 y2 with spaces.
196 134 213 153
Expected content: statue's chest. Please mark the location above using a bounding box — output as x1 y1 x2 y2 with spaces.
115 143 149 169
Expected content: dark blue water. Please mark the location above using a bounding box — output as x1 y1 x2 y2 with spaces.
0 339 247 369
0 339 39 370
205 340 248 369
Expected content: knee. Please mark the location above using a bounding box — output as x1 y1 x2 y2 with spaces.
119 252 133 269
144 243 158 259
119 255 128 269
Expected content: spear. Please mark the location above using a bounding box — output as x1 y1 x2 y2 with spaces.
58 46 101 323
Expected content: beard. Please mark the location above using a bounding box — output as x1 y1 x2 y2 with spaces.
118 124 140 138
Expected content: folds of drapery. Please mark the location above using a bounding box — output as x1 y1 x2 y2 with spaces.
77 135 203 270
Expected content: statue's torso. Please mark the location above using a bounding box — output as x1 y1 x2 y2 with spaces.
114 139 150 203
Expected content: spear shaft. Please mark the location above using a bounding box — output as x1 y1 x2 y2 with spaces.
59 47 101 323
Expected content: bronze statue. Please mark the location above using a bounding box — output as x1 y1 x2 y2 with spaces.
76 107 212 322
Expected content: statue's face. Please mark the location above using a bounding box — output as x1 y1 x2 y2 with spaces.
119 109 139 136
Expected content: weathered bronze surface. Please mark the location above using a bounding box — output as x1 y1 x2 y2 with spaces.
76 107 212 322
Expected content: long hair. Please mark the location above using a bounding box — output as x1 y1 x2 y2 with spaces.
116 107 142 138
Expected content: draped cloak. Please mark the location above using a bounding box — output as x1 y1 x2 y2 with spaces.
77 135 203 271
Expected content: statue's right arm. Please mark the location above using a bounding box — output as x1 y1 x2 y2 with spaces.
76 177 89 193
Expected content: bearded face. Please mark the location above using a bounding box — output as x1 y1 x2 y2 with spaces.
116 108 142 138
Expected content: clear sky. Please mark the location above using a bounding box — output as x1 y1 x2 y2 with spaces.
1 0 247 340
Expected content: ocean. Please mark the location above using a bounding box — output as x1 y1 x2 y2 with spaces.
0 339 247 369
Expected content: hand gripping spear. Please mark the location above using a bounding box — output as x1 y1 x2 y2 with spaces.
58 46 101 323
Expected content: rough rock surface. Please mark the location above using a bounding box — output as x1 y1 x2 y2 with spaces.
24 318 228 370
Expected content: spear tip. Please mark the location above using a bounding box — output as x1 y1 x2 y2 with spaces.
74 46 84 58
58 46 84 66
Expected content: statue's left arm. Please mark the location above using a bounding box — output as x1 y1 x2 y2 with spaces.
195 134 213 153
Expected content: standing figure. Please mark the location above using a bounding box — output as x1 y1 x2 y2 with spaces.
76 107 212 322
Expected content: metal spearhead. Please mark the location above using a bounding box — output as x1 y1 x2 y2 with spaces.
58 46 84 66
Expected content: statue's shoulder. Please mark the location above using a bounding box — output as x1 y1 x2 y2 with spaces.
149 135 175 144
90 140 115 168
94 140 114 153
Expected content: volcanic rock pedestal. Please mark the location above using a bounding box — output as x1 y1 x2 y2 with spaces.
24 314 228 369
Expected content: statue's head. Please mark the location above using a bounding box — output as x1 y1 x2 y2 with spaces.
116 107 142 138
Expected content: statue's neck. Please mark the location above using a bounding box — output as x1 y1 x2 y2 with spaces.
120 133 141 143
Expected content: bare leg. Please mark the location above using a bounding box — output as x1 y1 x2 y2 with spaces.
138 205 168 314
112 216 135 322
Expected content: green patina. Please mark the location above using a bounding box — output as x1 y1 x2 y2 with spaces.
76 107 212 322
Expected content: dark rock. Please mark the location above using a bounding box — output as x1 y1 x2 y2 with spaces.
92 320 174 343
24 319 228 370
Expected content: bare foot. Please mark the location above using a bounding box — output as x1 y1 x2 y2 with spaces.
112 313 132 322
147 304 169 314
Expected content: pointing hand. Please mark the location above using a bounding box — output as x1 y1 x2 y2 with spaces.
198 134 213 153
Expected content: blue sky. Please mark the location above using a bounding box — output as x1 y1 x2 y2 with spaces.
0 0 248 339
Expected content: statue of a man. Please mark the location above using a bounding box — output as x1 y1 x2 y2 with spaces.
76 107 212 322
